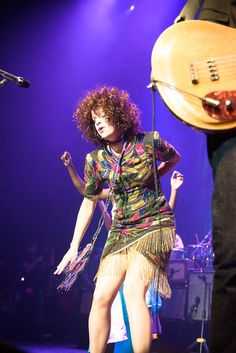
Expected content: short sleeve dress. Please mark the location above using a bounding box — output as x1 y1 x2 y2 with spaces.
83 131 177 298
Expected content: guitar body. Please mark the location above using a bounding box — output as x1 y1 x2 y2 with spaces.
151 20 236 132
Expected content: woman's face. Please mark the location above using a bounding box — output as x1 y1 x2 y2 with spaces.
91 108 121 142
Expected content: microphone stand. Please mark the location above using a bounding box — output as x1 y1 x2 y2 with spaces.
183 275 210 353
0 78 8 87
149 82 159 197
0 68 30 88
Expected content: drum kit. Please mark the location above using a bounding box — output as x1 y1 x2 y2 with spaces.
170 231 214 270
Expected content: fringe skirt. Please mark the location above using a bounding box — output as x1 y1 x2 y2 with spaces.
96 227 176 299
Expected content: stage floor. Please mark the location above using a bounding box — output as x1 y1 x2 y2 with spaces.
0 339 191 353
2 341 87 353
2 318 210 353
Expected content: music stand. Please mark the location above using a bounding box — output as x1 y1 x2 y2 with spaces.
183 274 211 353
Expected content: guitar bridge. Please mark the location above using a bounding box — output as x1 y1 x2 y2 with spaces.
207 58 219 81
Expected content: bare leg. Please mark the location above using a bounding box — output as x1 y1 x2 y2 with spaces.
123 258 152 353
89 273 125 353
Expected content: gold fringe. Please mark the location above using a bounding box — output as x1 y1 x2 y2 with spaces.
97 250 128 277
96 227 175 299
131 227 175 256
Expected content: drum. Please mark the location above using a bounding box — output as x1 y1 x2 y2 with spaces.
170 249 185 260
185 244 207 269
205 245 215 268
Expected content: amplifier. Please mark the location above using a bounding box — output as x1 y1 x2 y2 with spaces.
159 285 187 320
187 271 214 321
167 259 194 283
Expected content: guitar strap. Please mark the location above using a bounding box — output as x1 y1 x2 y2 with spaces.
175 0 203 22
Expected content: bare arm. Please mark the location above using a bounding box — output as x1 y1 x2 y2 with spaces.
61 151 85 194
54 197 97 275
168 171 184 210
61 151 109 199
157 152 181 178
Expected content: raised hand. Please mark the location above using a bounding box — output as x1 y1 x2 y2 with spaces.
61 151 72 167
170 170 184 191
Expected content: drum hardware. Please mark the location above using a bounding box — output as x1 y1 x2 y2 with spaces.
170 249 185 260
185 230 214 270
185 244 208 270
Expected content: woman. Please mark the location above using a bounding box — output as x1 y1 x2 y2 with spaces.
61 150 184 352
55 86 180 353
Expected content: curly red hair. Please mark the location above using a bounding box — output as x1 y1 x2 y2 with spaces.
73 86 142 145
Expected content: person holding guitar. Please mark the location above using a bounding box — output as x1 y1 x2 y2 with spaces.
173 2 236 353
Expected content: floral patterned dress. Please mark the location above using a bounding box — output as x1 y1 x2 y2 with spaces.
84 131 177 298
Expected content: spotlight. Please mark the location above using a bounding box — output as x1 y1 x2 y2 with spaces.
130 5 135 11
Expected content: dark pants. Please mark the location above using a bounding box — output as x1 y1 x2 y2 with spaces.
207 132 236 353
177 1 236 350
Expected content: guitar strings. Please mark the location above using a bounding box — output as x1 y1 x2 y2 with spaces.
152 79 216 104
192 56 236 74
193 54 236 65
187 56 236 81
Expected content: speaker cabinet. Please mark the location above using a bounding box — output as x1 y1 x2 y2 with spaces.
159 285 187 320
167 260 194 283
187 271 214 321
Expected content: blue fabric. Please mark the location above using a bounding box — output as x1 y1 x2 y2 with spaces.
114 288 133 353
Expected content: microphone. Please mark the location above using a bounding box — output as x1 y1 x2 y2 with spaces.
194 296 201 312
188 296 201 319
0 68 30 88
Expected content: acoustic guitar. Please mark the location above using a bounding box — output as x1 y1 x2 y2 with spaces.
151 20 236 132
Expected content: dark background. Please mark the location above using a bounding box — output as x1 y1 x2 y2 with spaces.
0 0 213 345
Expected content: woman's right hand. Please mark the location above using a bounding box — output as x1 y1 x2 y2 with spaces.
61 151 72 167
54 246 78 275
